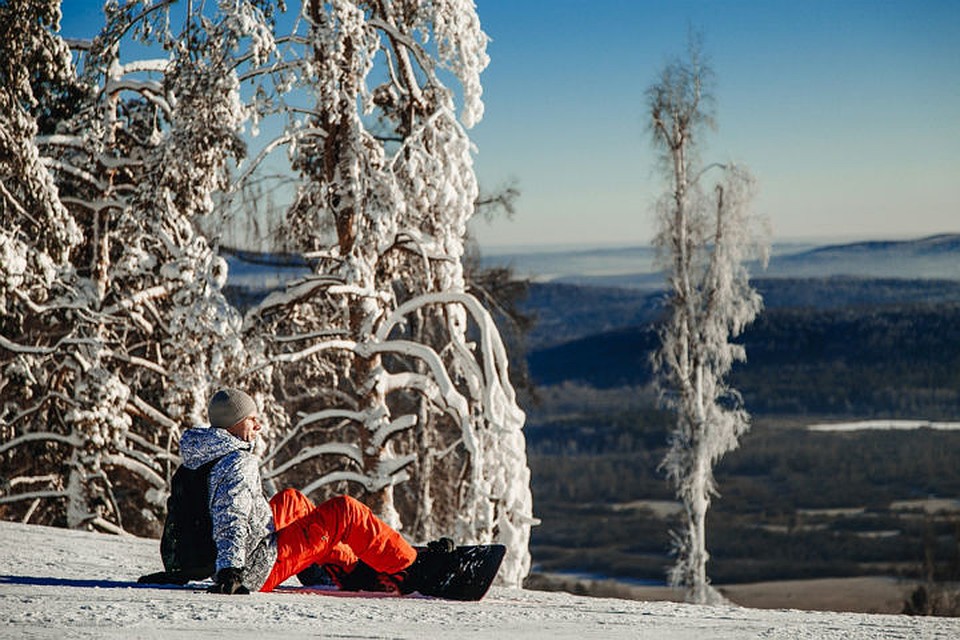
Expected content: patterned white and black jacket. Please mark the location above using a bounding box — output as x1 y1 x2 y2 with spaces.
179 426 278 591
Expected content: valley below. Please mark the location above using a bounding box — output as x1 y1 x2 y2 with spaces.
499 235 960 614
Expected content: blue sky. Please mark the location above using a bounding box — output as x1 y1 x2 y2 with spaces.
469 0 960 248
60 1 960 249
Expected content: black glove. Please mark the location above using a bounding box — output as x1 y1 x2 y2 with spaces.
207 567 249 595
427 537 456 553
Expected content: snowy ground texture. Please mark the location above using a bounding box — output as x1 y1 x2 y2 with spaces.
1 521 958 639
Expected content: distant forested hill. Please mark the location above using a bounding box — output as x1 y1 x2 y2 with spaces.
521 283 662 349
526 285 960 419
765 234 960 280
522 277 960 351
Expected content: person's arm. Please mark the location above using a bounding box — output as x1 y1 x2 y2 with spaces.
207 453 257 594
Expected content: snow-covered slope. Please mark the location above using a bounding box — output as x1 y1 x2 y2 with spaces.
1 521 956 639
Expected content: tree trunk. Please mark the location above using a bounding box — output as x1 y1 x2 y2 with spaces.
356 347 400 528
65 450 95 530
688 448 710 603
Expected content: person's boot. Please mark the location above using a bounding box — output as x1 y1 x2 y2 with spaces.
335 561 392 592
296 563 330 587
387 537 456 595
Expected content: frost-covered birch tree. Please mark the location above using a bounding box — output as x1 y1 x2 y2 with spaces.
647 43 768 604
242 0 534 585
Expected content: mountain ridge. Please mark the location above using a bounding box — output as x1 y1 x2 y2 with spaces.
481 233 960 287
795 233 960 257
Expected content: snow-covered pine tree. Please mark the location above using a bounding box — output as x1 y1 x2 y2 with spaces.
105 0 278 428
367 1 533 583
243 0 534 585
1 0 278 534
647 42 769 604
0 0 86 528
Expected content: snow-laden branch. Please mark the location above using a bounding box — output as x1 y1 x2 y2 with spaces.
381 371 454 418
377 20 426 109
102 78 173 118
298 408 369 429
299 471 374 497
287 106 330 119
59 196 126 213
0 432 83 456
8 475 59 488
100 284 170 316
105 350 170 377
262 443 363 480
0 334 56 356
360 343 465 417
235 128 327 186
0 490 68 505
301 249 341 262
392 228 452 262
377 454 416 480
105 77 164 96
260 338 357 367
253 275 344 316
118 58 170 74
126 395 180 431
327 284 391 303
124 430 177 459
112 443 164 474
0 181 35 223
35 134 88 150
270 330 347 344
369 414 417 452
358 340 475 453
101 454 166 489
95 0 177 51
98 155 146 170
383 229 449 284
377 291 522 428
3 392 78 426
89 516 125 535
368 17 440 88
299 460 412 497
262 408 365 468
236 55 306 83
40 158 107 192
11 289 100 319
375 292 468 342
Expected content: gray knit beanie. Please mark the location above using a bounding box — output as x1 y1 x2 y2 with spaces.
208 388 257 428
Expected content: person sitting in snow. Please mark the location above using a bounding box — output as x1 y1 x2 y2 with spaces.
141 387 451 595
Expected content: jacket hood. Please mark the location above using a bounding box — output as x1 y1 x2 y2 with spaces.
179 426 254 469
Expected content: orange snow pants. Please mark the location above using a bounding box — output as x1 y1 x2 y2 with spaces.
260 489 416 592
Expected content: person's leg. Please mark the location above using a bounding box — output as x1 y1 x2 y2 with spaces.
260 495 416 592
269 488 360 584
269 488 314 530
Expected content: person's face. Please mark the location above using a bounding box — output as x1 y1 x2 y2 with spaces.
226 414 262 443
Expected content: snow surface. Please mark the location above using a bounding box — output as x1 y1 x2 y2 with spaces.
1 522 958 639
807 420 960 432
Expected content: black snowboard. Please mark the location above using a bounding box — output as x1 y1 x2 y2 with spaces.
300 543 506 601
414 543 506 601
